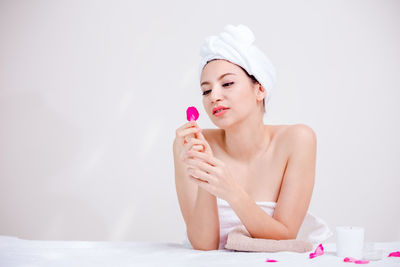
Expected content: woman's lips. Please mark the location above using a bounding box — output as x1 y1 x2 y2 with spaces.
213 108 229 117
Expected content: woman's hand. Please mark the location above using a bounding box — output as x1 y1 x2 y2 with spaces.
183 138 243 203
174 120 205 161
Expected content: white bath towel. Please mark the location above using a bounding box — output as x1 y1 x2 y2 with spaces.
199 24 277 106
182 198 333 250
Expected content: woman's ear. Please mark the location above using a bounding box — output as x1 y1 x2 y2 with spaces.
254 83 266 102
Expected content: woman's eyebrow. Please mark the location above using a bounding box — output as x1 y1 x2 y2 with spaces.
200 73 236 87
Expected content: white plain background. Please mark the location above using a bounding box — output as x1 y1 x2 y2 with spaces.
0 0 399 243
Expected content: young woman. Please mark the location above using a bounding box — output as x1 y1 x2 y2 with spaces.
173 25 332 250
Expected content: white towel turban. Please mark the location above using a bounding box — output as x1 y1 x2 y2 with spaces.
199 24 277 107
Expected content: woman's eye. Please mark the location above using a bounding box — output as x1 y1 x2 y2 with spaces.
202 82 233 96
223 82 234 87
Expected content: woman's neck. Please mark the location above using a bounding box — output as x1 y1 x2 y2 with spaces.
222 115 271 163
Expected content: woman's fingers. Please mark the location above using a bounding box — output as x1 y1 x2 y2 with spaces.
176 121 200 140
186 150 222 167
185 157 215 175
179 138 205 161
195 131 213 155
179 127 201 140
183 137 206 153
187 167 213 183
178 120 198 131
192 144 203 151
188 172 215 193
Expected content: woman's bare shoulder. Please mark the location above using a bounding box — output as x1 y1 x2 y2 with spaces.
276 124 317 150
282 123 316 139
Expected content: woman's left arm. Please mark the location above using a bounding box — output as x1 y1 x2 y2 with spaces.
230 124 317 239
185 124 317 240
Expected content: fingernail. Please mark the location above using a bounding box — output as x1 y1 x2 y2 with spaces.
187 150 191 154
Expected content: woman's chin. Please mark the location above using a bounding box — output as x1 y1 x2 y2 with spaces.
211 119 234 129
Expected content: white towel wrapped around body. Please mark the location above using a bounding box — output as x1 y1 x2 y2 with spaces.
181 198 333 251
217 198 333 250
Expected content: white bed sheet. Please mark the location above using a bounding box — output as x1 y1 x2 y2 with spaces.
0 235 399 267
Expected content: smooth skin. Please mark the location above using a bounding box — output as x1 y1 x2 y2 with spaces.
173 59 317 250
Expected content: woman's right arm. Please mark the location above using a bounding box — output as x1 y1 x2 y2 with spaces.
173 121 220 250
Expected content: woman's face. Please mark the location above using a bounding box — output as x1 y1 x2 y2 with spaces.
200 59 264 128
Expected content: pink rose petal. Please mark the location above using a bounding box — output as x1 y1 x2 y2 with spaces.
265 258 278 262
344 257 357 262
309 243 324 259
186 106 199 121
309 252 316 259
354 260 370 264
344 257 369 264
388 251 400 257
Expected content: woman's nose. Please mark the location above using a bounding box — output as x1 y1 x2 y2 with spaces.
209 87 223 103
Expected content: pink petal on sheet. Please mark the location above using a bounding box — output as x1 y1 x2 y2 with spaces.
309 243 324 259
388 251 400 257
344 257 357 262
265 258 278 262
354 260 370 264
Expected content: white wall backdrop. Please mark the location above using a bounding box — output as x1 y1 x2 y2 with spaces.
0 0 399 243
